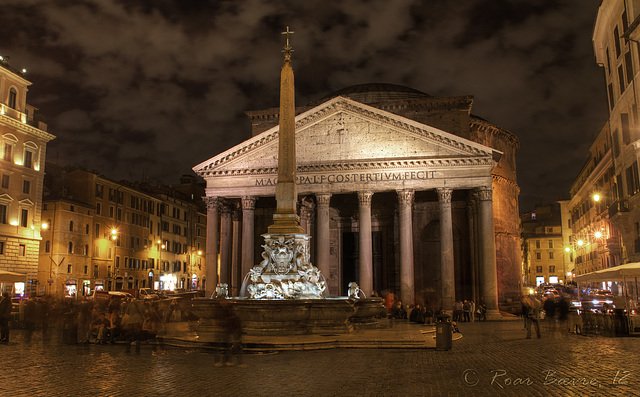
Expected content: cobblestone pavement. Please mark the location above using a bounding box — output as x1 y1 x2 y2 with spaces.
1 319 639 396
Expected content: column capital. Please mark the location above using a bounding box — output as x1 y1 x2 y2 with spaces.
241 196 256 210
316 193 332 207
436 188 453 204
396 189 415 206
476 186 493 201
232 208 242 222
357 191 374 207
203 196 219 211
220 201 234 215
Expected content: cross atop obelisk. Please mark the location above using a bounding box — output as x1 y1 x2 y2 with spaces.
268 26 304 234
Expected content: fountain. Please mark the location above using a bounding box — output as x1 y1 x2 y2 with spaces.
179 28 384 343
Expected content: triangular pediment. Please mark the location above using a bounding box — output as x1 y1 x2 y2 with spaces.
194 96 500 176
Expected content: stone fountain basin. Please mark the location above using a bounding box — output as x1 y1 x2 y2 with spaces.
190 297 384 336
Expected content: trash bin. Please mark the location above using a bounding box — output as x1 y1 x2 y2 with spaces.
435 321 452 351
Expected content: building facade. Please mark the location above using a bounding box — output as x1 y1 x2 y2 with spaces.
195 83 522 310
0 58 55 295
39 165 206 298
592 0 640 268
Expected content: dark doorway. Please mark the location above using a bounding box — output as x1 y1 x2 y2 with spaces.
342 232 358 295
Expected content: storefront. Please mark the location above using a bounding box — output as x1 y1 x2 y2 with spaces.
0 270 27 296
64 279 77 298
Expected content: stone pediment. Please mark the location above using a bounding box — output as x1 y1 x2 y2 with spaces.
194 96 501 177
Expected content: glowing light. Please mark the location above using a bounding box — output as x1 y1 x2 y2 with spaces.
593 193 600 202
10 220 19 226
594 231 602 239
577 240 584 246
14 160 22 166
157 240 161 244
161 244 166 250
111 228 117 235
564 247 570 252
41 223 48 230
197 250 202 256
21 68 27 74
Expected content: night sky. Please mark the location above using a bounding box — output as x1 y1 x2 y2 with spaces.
1 0 608 213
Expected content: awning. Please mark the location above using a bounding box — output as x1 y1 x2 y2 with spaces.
574 262 640 283
0 270 28 283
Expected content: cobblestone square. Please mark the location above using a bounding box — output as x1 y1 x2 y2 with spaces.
1 320 639 396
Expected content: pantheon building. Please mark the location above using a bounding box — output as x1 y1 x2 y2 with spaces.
194 84 521 310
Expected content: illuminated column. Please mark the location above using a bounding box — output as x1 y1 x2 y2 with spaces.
466 194 478 303
397 189 415 304
358 191 374 295
316 193 332 287
438 188 455 313
477 186 500 318
241 196 256 284
219 203 232 285
231 206 241 296
204 197 219 296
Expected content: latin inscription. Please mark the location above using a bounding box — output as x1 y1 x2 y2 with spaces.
256 171 437 186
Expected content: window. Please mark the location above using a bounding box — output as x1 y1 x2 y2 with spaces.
625 51 634 84
608 83 615 110
95 223 101 238
614 26 621 58
23 150 33 169
0 204 6 224
94 265 99 278
536 252 542 260
67 264 72 274
1 175 8 189
45 241 50 253
549 266 556 273
19 244 25 256
626 162 640 196
618 65 626 94
20 209 28 227
68 242 73 254
549 252 554 260
84 245 89 256
3 143 12 162
621 113 631 145
0 241 3 255
69 221 74 232
85 224 89 234
22 180 30 194
96 202 101 215
535 240 541 249
84 265 88 275
96 184 103 198
536 266 542 273
117 208 122 221
8 88 16 109
548 240 553 249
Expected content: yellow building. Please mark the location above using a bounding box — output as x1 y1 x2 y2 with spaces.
0 57 55 295
39 165 206 297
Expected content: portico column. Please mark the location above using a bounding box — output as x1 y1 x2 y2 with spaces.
466 195 478 303
397 189 415 305
204 197 219 296
358 191 374 295
231 206 241 296
477 186 500 319
438 188 455 313
241 196 256 287
219 203 232 286
316 193 332 289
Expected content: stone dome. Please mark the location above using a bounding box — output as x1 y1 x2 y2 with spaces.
313 83 431 105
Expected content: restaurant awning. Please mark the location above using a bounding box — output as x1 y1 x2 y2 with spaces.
0 269 28 283
574 262 640 283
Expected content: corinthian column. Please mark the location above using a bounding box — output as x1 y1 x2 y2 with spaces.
438 188 455 313
316 193 332 289
231 206 241 296
241 196 256 285
204 196 219 296
358 191 374 295
477 186 500 319
219 204 232 285
397 189 415 304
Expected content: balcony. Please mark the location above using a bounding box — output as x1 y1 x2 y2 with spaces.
608 199 629 218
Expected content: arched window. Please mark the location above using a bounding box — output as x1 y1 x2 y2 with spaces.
68 241 73 254
69 221 74 232
85 224 89 234
84 244 89 256
8 88 16 109
45 241 50 253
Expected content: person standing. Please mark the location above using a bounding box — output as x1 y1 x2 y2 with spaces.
0 292 11 343
462 300 471 322
523 295 542 339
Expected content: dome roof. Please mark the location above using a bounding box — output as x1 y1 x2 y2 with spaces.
314 83 431 105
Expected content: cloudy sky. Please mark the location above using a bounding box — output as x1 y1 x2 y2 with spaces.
1 0 607 212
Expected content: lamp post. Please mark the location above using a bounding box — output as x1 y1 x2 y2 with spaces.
111 228 119 291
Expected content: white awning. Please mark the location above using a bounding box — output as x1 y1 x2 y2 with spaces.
574 262 640 283
0 270 28 283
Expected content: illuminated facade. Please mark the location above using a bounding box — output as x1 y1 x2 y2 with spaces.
38 166 206 297
592 0 640 266
0 58 55 294
195 84 522 310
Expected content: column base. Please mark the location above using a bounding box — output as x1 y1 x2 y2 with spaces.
484 309 503 321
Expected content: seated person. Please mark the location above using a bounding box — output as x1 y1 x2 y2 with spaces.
90 313 111 343
108 311 122 343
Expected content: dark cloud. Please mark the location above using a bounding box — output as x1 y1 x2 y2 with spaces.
0 0 607 211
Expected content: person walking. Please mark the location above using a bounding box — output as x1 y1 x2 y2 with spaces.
0 292 11 343
523 295 542 339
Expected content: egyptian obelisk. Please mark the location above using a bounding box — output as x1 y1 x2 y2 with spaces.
268 26 305 235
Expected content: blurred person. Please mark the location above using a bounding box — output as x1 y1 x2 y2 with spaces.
543 296 557 334
0 292 11 343
523 295 542 339
462 300 471 322
23 298 37 343
89 313 111 343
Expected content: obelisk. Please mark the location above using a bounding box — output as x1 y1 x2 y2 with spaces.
268 26 305 235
